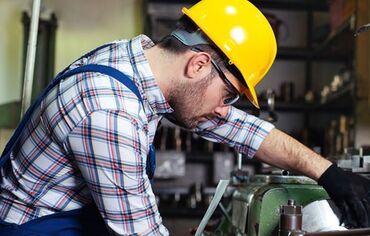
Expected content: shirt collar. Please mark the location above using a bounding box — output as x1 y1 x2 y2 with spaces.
128 35 173 115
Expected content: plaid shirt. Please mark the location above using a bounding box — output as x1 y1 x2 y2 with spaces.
0 35 274 235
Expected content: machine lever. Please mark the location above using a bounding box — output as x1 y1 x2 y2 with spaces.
195 180 229 236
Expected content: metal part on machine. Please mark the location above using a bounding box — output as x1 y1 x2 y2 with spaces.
195 179 230 236
228 174 329 236
214 172 370 236
231 194 249 233
230 153 250 185
279 199 304 236
251 174 317 185
231 169 250 185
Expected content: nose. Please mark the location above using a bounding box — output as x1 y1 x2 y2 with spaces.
214 105 229 118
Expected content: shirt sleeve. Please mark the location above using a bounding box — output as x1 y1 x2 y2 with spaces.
65 109 168 236
194 106 275 158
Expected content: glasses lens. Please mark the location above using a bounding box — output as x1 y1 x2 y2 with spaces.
211 61 240 105
224 93 239 105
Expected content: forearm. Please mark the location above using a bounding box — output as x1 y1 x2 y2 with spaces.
255 128 332 180
196 106 275 158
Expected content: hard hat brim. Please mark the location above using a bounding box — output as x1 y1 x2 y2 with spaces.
244 86 259 109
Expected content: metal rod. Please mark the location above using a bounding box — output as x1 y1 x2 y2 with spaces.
238 153 242 170
195 180 229 236
21 0 41 116
218 202 232 224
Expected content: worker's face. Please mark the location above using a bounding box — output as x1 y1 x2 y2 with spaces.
166 67 245 129
166 72 213 129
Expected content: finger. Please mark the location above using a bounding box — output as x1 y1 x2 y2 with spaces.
348 198 367 228
362 198 370 227
339 202 350 227
341 201 358 228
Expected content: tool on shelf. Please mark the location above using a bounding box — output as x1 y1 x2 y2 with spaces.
354 23 370 36
266 89 278 123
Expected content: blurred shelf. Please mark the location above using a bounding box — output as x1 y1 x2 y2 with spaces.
154 186 221 218
312 17 355 61
154 186 190 195
250 0 327 11
153 186 218 195
278 17 355 62
158 206 221 218
277 47 310 60
318 83 356 110
277 47 353 62
146 0 199 4
154 151 262 166
147 0 328 11
185 153 216 164
235 96 354 114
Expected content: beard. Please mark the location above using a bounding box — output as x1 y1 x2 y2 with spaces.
165 74 213 129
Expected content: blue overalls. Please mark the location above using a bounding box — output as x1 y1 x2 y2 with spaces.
0 45 156 235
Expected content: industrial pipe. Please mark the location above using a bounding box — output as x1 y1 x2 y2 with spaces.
21 0 41 116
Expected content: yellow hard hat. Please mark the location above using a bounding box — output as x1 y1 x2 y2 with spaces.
182 0 277 108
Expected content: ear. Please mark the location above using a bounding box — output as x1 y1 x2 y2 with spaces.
185 51 212 80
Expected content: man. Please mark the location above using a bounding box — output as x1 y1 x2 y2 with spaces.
0 0 369 235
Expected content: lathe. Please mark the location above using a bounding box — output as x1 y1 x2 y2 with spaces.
195 150 370 236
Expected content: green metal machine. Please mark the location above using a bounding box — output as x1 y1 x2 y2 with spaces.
226 175 329 235
195 145 370 235
203 174 330 236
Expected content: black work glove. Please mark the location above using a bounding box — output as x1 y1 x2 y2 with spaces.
318 163 370 228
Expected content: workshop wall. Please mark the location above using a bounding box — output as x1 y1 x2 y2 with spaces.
0 0 144 152
0 0 144 105
0 0 24 105
46 0 143 72
0 0 26 152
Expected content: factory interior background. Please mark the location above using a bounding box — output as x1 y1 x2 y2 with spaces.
1 0 370 235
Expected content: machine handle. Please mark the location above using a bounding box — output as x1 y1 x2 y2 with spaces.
195 180 229 236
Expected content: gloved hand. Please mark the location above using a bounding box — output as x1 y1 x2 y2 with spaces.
318 163 370 228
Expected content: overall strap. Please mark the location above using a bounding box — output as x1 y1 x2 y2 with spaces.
56 43 114 76
0 64 144 167
0 42 114 164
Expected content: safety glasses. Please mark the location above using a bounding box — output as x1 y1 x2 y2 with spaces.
192 47 240 105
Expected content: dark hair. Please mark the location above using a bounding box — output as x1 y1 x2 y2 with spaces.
157 16 227 74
